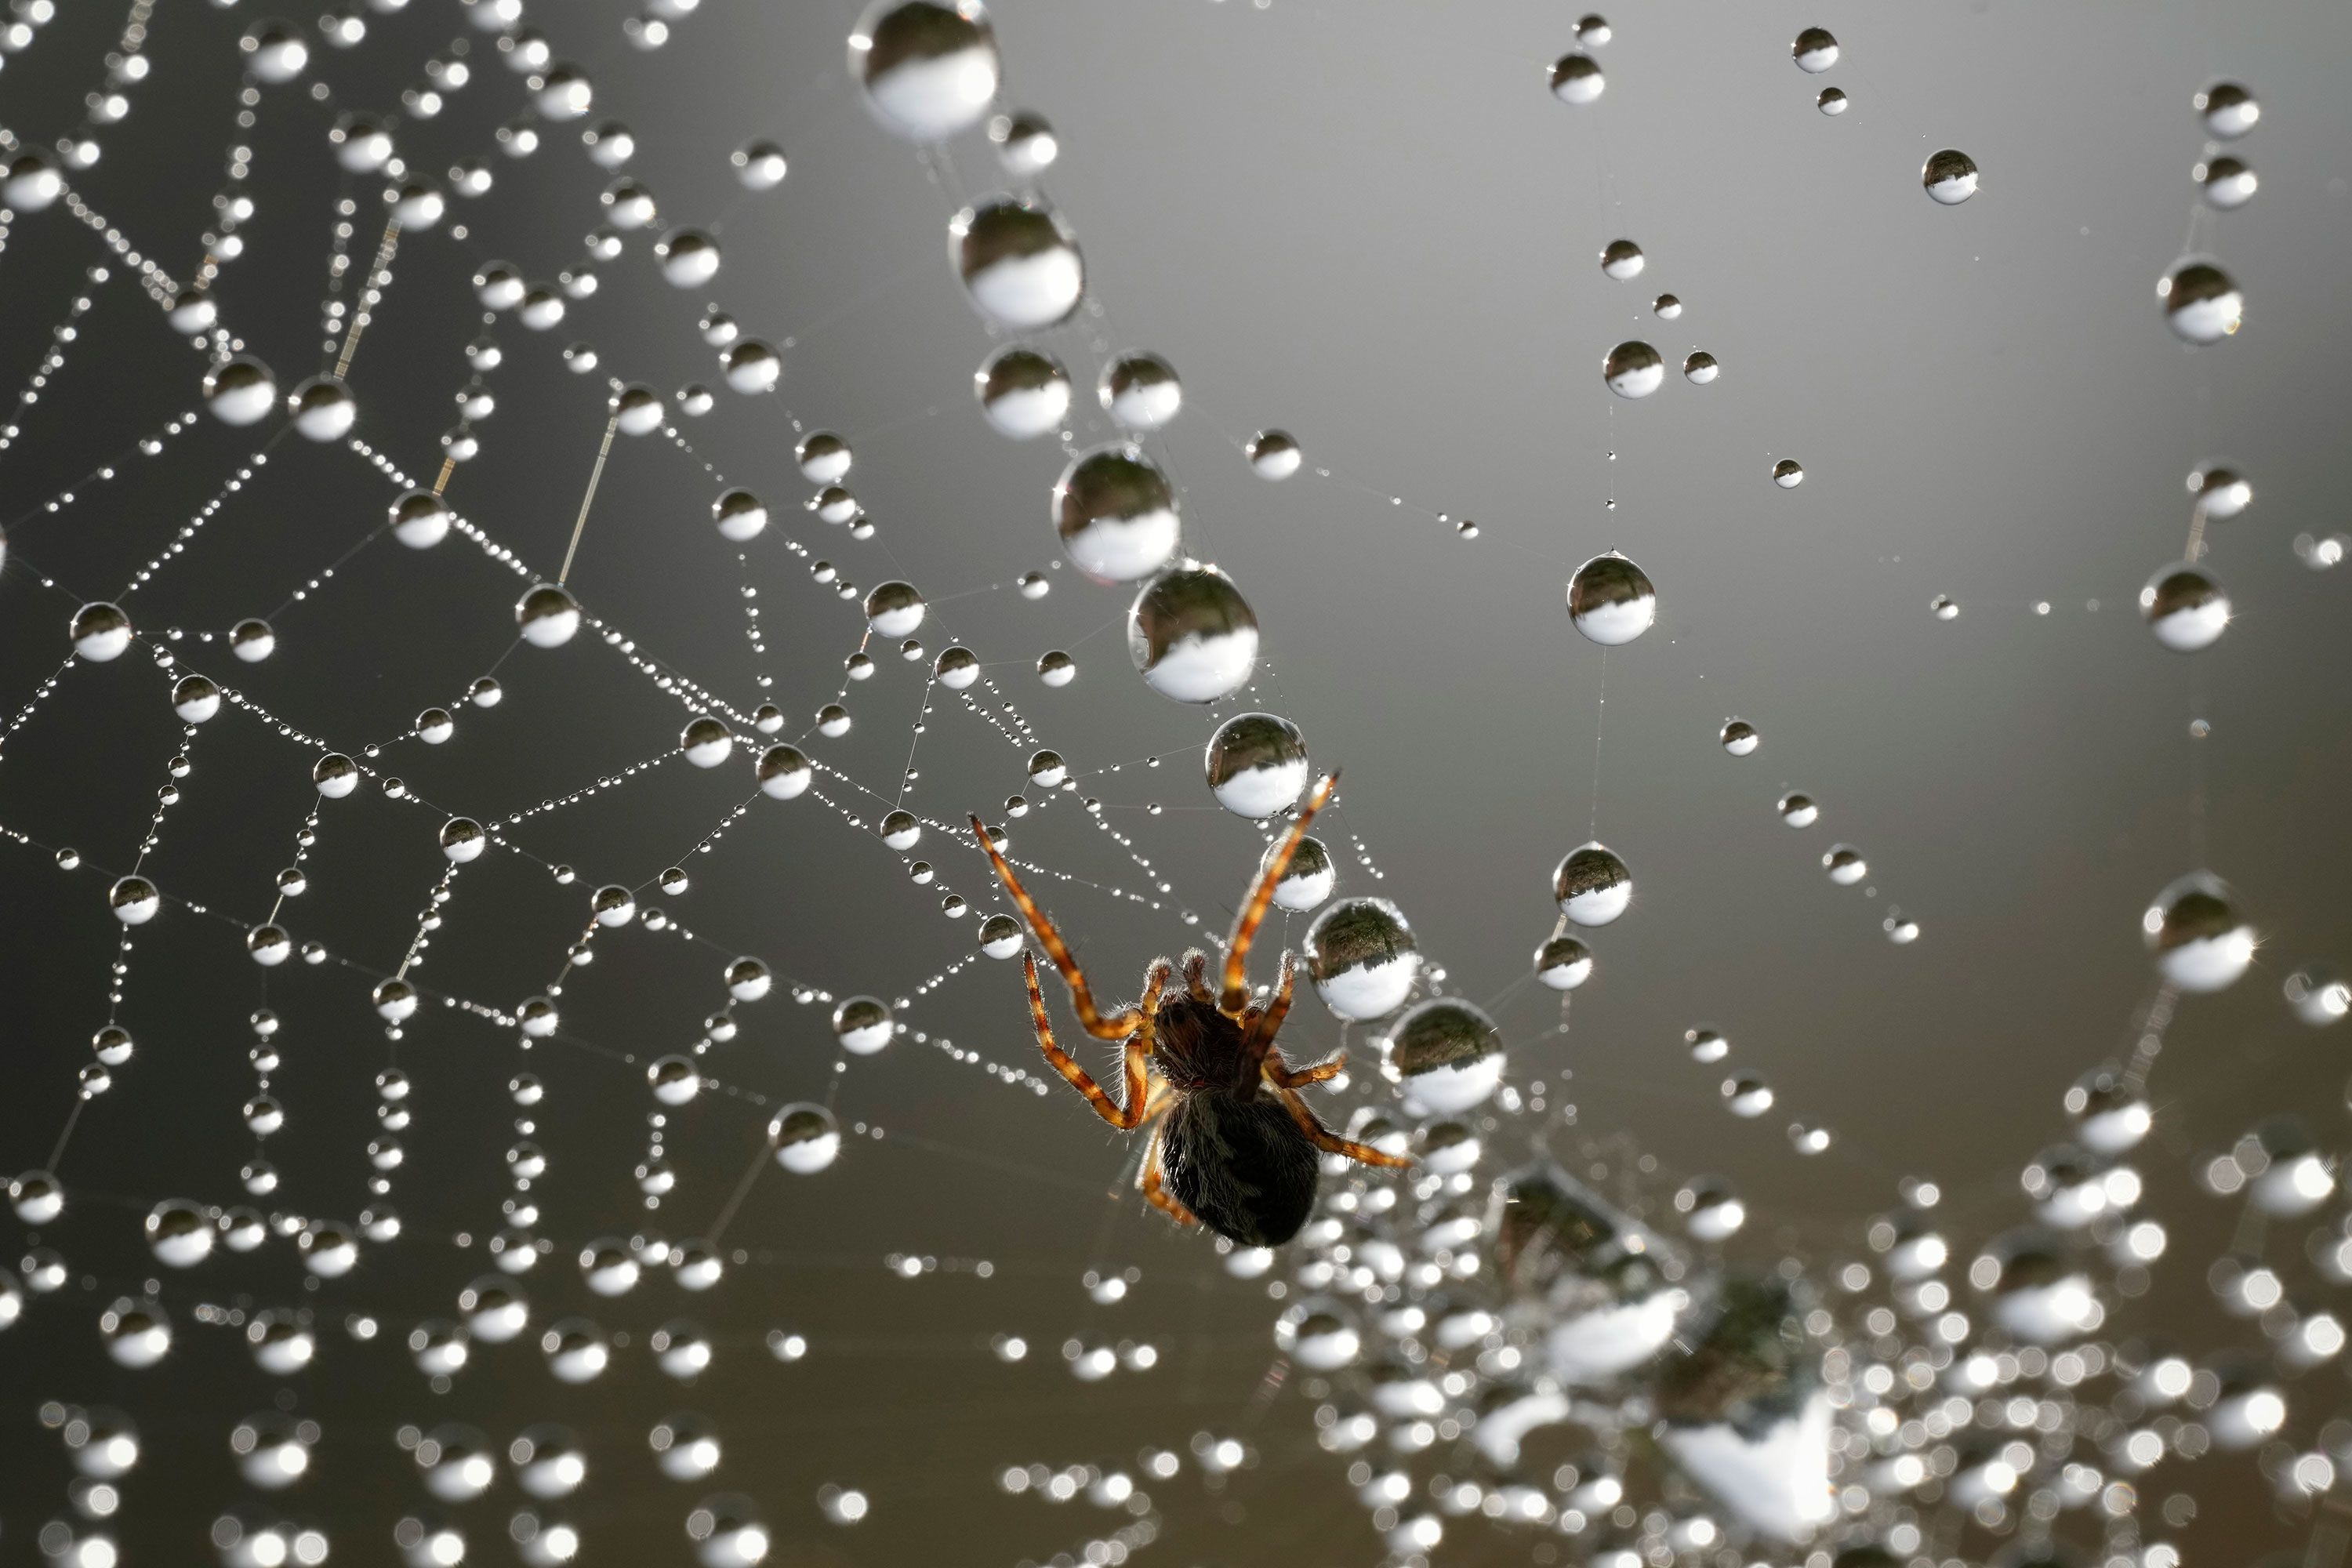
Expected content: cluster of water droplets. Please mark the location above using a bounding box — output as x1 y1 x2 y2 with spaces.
0 4 2347 1568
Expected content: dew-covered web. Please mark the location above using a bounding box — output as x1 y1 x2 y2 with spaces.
1 2 2350 1566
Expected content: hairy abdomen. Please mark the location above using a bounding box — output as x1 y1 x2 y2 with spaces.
1162 1093 1319 1247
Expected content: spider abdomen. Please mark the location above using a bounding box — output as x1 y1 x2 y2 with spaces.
1160 1091 1320 1247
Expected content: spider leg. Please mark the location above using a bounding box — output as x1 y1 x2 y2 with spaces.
1276 1084 1412 1168
1180 949 1216 1005
1022 952 1164 1129
1218 772 1338 1014
1243 952 1298 1068
973 815 1142 1040
1265 1052 1346 1089
1138 1119 1199 1226
1139 1073 1176 1124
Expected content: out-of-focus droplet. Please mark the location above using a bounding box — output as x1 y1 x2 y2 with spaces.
2188 461 2253 519
949 198 1083 331
732 140 787 190
1054 445 1180 584
2158 256 2242 343
2139 562 2229 652
848 0 1001 142
2196 154 2257 209
1550 52 1604 104
2194 80 2259 140
2142 870 2255 993
989 110 1058 176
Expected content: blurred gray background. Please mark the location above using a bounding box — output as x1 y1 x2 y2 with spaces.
1 0 2349 1561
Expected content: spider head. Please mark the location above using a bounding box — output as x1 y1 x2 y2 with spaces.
1152 990 1253 1093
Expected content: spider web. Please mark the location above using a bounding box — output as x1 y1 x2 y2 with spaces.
1 2 2348 1567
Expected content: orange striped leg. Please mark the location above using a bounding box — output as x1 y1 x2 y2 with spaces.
1024 953 1166 1128
1180 949 1216 1005
1138 1120 1198 1226
1243 953 1298 1068
1276 1084 1411 1168
1140 1074 1176 1123
1265 1051 1345 1089
1219 773 1338 1012
973 815 1134 1040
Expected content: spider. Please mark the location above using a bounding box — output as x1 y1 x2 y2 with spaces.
969 771 1410 1248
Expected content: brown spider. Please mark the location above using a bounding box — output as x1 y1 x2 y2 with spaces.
970 772 1410 1247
